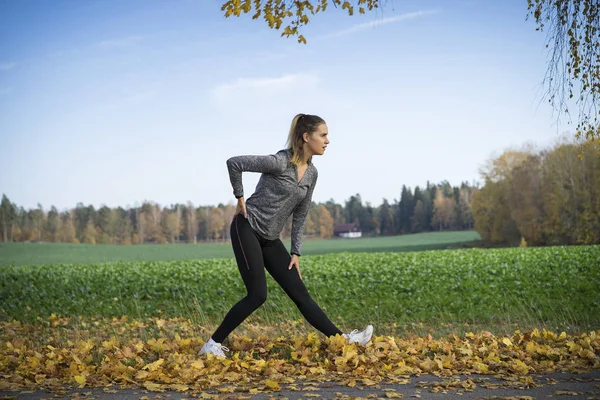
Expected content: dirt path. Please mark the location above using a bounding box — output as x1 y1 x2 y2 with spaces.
1 370 599 399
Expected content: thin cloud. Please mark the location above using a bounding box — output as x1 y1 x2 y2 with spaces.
212 73 320 105
0 62 17 71
319 9 440 39
96 35 143 49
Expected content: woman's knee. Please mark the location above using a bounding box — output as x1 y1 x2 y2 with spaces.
248 290 267 307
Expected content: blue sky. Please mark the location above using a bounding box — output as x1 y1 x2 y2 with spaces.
0 0 573 211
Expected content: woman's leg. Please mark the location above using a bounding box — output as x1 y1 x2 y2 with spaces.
210 214 268 343
262 239 343 337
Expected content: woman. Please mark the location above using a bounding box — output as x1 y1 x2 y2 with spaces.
199 113 374 358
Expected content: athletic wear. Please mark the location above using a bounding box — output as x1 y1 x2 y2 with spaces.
210 213 343 344
202 149 375 350
226 149 317 256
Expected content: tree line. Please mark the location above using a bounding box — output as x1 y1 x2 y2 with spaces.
472 138 600 246
2 136 597 247
0 181 477 245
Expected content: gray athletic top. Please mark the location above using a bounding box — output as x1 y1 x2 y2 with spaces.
226 149 318 256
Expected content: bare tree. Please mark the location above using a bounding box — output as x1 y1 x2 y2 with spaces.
186 202 198 243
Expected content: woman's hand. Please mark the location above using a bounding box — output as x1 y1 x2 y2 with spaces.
288 254 302 280
233 197 247 220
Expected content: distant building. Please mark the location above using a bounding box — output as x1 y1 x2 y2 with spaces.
334 222 362 238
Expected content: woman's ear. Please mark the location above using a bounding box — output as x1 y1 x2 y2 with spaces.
303 132 309 143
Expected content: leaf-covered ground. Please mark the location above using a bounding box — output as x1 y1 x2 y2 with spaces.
1 316 598 396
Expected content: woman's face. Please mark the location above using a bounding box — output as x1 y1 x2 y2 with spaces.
304 123 330 156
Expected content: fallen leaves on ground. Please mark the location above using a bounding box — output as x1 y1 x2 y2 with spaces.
0 316 598 396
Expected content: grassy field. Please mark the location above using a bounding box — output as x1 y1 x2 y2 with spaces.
2 230 597 339
2 244 598 337
0 230 482 267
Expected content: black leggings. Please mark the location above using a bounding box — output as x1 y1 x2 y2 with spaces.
211 213 343 343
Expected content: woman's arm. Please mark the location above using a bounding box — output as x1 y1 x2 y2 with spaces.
290 171 318 257
226 152 287 199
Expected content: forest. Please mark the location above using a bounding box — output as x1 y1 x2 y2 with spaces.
1 138 598 247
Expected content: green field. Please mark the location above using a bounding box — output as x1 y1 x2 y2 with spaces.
2 244 599 336
3 231 598 337
0 230 482 267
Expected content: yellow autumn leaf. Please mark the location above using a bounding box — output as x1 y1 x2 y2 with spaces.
510 359 530 374
418 358 435 372
459 347 473 356
143 358 164 372
147 337 168 352
223 371 241 381
134 341 144 353
309 366 326 374
143 381 165 392
77 339 94 354
472 361 489 373
265 379 280 390
102 337 118 350
169 384 189 392
74 374 86 385
122 346 136 358
135 370 149 380
579 349 595 359
27 356 40 368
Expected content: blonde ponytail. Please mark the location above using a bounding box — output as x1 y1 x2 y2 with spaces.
286 113 325 165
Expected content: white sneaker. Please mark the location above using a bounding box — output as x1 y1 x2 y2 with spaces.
198 339 229 358
343 324 374 346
